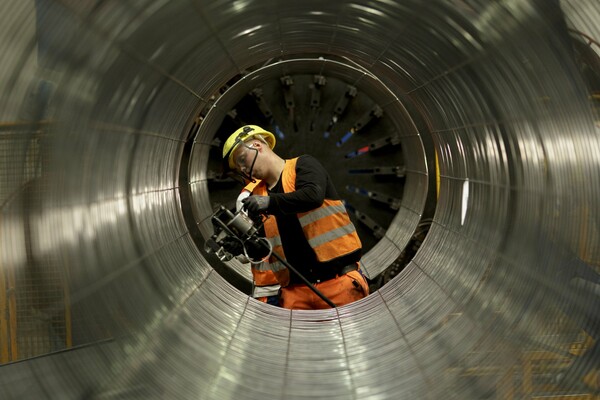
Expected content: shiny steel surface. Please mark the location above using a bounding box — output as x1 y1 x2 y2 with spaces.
1 0 599 399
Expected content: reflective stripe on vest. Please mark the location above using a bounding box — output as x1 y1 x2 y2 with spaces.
298 202 347 226
307 221 356 248
267 235 282 248
252 260 286 272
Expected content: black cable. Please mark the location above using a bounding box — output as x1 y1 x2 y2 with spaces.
267 247 337 308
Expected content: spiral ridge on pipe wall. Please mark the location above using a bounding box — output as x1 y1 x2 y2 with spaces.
1 1 599 399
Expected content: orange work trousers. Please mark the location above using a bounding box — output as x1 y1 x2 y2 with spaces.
280 270 369 310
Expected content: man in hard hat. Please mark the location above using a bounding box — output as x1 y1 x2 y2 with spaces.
222 125 369 309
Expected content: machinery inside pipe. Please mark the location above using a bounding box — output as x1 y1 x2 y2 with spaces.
186 56 435 292
1 1 599 399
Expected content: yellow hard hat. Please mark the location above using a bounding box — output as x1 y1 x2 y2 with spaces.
222 125 276 169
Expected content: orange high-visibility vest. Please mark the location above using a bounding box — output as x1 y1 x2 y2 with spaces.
249 158 362 286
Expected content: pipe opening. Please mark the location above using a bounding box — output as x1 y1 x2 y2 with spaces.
183 56 435 297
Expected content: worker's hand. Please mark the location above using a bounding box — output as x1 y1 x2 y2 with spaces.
242 195 270 215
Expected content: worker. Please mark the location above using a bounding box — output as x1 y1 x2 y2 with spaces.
222 124 369 309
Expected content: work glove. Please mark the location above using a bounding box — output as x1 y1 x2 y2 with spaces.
242 195 270 215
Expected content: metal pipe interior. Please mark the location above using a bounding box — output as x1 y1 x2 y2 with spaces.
1 1 599 399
